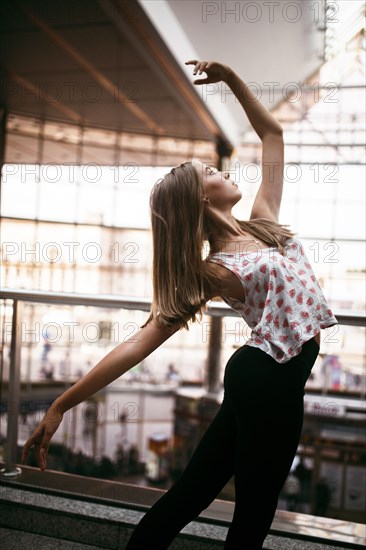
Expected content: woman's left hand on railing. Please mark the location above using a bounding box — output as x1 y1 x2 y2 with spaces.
21 402 63 471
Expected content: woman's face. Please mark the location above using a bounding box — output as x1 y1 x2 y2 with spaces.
193 159 242 210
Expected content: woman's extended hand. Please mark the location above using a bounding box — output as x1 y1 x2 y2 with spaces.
185 59 233 85
21 403 63 471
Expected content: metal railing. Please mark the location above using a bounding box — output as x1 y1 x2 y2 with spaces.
0 287 365 478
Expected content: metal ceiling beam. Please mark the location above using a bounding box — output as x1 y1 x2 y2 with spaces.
0 67 84 124
102 0 224 140
14 0 164 135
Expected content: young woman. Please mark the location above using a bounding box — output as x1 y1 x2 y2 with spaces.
22 60 338 549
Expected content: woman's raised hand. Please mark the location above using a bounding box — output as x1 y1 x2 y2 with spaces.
185 60 232 85
21 402 64 471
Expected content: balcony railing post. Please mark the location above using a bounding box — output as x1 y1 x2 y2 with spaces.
1 299 23 478
206 316 222 396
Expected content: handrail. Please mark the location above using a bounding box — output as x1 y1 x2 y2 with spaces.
0 288 365 546
1 287 365 325
0 288 365 477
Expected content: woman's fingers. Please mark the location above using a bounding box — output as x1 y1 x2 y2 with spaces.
21 406 63 471
186 60 231 85
185 59 210 76
186 60 209 83
185 59 199 74
21 439 30 463
39 430 54 470
21 426 45 469
22 437 47 471
195 62 204 75
37 445 47 471
21 431 39 463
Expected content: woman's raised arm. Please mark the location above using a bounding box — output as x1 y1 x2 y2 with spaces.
21 317 180 471
186 59 284 220
186 59 283 140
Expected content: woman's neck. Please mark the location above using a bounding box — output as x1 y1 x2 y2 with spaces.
209 232 264 254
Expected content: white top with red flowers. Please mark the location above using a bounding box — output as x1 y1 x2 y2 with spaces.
207 237 338 363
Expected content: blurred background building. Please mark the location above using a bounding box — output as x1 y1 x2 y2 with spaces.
0 0 365 542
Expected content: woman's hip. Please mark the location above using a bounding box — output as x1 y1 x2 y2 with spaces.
223 336 320 398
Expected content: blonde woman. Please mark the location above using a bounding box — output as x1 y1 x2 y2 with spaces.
22 60 338 549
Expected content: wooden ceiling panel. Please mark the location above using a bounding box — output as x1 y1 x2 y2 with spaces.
0 0 227 143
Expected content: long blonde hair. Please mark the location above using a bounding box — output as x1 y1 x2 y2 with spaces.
141 160 296 331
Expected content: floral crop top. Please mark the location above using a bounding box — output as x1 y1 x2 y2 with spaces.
207 237 338 363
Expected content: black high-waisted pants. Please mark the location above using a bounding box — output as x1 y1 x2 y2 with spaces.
125 337 320 549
